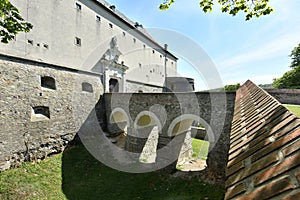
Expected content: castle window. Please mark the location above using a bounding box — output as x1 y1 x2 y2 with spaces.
123 32 126 36
31 106 50 122
139 63 142 68
75 3 81 10
27 39 33 45
43 44 49 49
82 82 93 93
133 38 136 43
75 37 81 46
152 50 155 54
41 76 56 90
96 15 101 22
109 23 113 29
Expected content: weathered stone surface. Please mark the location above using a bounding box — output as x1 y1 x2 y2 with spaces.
0 55 103 170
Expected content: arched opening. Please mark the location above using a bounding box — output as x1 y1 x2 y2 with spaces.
133 112 161 164
109 78 119 93
41 76 56 90
31 106 50 122
168 115 212 172
108 108 129 149
82 82 93 93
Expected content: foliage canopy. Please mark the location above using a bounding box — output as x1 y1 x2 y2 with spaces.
224 83 240 91
0 0 32 43
159 0 274 20
272 44 300 89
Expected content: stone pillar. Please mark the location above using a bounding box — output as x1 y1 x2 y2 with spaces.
122 71 126 92
125 126 153 153
156 133 187 173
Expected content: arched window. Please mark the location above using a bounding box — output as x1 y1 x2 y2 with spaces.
82 82 93 93
41 76 56 90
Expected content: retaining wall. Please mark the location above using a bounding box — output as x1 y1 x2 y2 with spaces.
0 55 103 171
266 89 300 105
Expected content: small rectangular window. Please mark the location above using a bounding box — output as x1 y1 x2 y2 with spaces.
75 3 81 10
75 37 81 46
109 23 113 29
96 15 101 22
27 39 33 45
133 38 136 43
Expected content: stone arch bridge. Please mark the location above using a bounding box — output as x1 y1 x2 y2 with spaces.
90 92 236 180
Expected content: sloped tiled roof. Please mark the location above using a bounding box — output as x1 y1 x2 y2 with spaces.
225 80 300 200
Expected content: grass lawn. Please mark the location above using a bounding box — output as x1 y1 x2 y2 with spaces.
284 104 300 118
0 144 224 200
192 139 210 160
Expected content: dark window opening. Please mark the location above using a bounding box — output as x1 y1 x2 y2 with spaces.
133 38 136 43
109 23 113 29
76 3 81 10
75 37 81 46
27 39 33 45
82 82 93 93
123 32 126 36
31 106 50 121
109 78 119 93
41 76 56 90
96 15 101 21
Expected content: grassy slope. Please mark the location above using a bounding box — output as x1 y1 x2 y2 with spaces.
284 104 300 118
0 144 224 200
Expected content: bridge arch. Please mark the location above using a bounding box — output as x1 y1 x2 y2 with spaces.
167 114 215 142
108 107 130 135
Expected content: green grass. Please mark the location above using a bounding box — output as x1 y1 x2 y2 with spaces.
284 104 300 118
192 139 210 160
0 144 224 200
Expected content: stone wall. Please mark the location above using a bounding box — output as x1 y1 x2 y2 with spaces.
225 80 300 199
125 81 163 93
0 55 103 171
104 92 236 183
266 89 300 105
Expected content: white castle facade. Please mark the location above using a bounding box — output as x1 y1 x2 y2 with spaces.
1 0 179 93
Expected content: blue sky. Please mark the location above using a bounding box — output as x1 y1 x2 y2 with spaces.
107 0 300 91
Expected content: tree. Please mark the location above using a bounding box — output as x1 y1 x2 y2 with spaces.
290 43 300 69
224 83 240 91
159 0 274 20
272 43 300 89
0 0 32 43
272 67 300 89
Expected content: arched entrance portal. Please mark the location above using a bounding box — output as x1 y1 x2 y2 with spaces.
109 78 119 93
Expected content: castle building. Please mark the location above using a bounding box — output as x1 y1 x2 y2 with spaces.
0 0 178 93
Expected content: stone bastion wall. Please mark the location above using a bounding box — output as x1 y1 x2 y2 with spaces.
0 55 103 171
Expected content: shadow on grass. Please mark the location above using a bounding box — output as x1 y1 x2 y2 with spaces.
61 142 225 200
